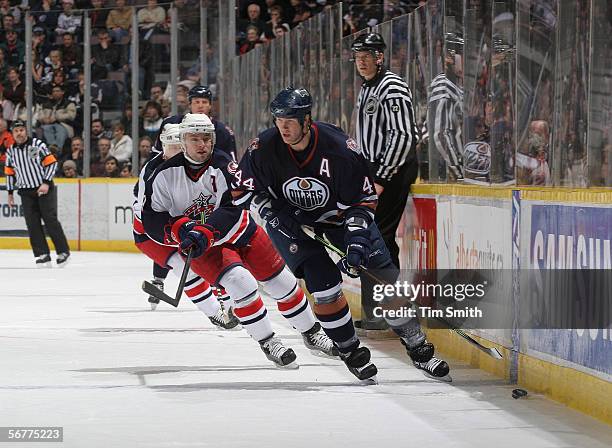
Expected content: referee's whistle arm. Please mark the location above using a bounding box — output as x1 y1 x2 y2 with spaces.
8 193 14 207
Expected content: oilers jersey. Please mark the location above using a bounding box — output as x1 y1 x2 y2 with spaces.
232 122 377 228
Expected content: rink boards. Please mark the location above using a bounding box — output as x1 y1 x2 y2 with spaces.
409 184 612 424
0 179 610 423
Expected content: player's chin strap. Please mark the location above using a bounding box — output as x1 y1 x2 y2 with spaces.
285 117 312 147
299 225 504 360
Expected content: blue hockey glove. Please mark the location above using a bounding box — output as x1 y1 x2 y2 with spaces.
254 195 304 240
170 218 217 258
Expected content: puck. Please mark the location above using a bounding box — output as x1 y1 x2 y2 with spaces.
512 388 528 399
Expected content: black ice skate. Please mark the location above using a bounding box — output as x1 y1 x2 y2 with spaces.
35 254 51 268
208 308 241 330
259 335 298 368
339 345 378 383
147 279 163 311
402 340 452 382
302 322 339 357
56 252 70 268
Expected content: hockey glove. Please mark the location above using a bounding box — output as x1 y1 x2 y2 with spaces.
170 218 218 258
255 197 304 240
343 217 372 274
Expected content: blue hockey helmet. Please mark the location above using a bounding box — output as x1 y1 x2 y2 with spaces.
270 87 312 124
188 85 212 102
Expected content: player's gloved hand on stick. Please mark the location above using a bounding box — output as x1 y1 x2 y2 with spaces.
253 194 304 240
342 217 371 275
170 218 218 258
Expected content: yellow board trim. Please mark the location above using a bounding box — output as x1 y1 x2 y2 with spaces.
0 238 138 253
412 183 612 203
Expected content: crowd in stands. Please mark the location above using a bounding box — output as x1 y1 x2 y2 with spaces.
236 0 425 54
0 0 422 180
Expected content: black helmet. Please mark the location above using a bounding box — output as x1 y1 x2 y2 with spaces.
188 85 212 102
270 87 312 124
351 32 386 54
10 119 26 131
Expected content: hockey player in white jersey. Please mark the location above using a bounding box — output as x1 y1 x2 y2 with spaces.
133 124 240 329
142 114 338 368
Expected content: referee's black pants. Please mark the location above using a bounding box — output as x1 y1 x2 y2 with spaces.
360 159 418 325
19 185 70 258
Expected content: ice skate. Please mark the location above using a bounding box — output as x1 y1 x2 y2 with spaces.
302 322 339 358
339 344 378 384
147 279 163 311
403 340 452 382
35 254 51 268
259 335 298 368
208 308 241 330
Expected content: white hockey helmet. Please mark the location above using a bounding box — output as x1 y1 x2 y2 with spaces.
179 113 216 147
160 123 181 149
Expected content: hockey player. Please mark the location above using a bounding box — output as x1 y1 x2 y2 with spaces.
142 113 337 368
152 85 237 161
231 87 450 380
144 85 238 296
133 124 239 330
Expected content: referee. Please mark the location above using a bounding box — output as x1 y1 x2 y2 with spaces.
4 120 70 267
352 32 418 328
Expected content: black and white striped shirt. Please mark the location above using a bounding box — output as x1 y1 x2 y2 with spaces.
4 138 58 193
427 72 464 178
355 69 417 183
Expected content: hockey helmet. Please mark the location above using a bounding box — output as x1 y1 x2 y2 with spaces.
351 32 386 55
179 113 216 147
270 87 312 124
160 123 181 149
188 85 212 102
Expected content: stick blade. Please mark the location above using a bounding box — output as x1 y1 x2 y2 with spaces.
142 281 180 308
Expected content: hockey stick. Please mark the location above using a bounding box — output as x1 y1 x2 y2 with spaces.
141 248 193 308
301 226 503 360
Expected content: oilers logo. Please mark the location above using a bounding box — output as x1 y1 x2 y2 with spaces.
282 177 330 211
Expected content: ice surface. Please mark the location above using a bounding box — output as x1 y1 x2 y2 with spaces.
0 250 611 448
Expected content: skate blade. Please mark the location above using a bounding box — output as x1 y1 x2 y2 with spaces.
36 262 51 269
275 360 300 370
419 370 453 383
150 302 158 311
309 348 340 359
359 375 378 385
56 259 70 269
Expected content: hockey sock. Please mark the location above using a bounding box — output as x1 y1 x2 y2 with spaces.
233 296 273 342
312 286 358 352
262 267 316 333
277 287 316 333
153 262 170 280
184 276 220 317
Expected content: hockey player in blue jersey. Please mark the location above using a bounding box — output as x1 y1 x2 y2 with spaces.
232 87 451 380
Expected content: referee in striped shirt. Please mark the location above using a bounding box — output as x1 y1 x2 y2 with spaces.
352 32 418 329
4 120 70 267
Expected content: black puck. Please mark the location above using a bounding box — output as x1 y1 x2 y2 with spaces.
512 388 528 399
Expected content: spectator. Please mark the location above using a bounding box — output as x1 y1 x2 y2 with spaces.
49 69 70 95
39 84 77 151
0 88 13 122
159 97 171 118
91 28 125 80
0 117 14 170
149 83 164 103
119 161 132 177
273 23 290 38
61 159 78 178
106 0 133 42
3 66 24 107
240 2 267 34
142 100 163 141
89 0 110 30
42 49 65 86
33 0 60 33
137 0 166 40
263 5 288 40
0 1 21 27
90 118 112 148
104 155 120 177
290 0 311 27
90 136 111 176
66 136 84 175
32 26 52 61
239 25 262 55
109 122 132 162
120 102 143 137
138 136 152 168
0 47 7 81
56 0 82 37
1 29 24 67
60 33 82 78
1 14 18 41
